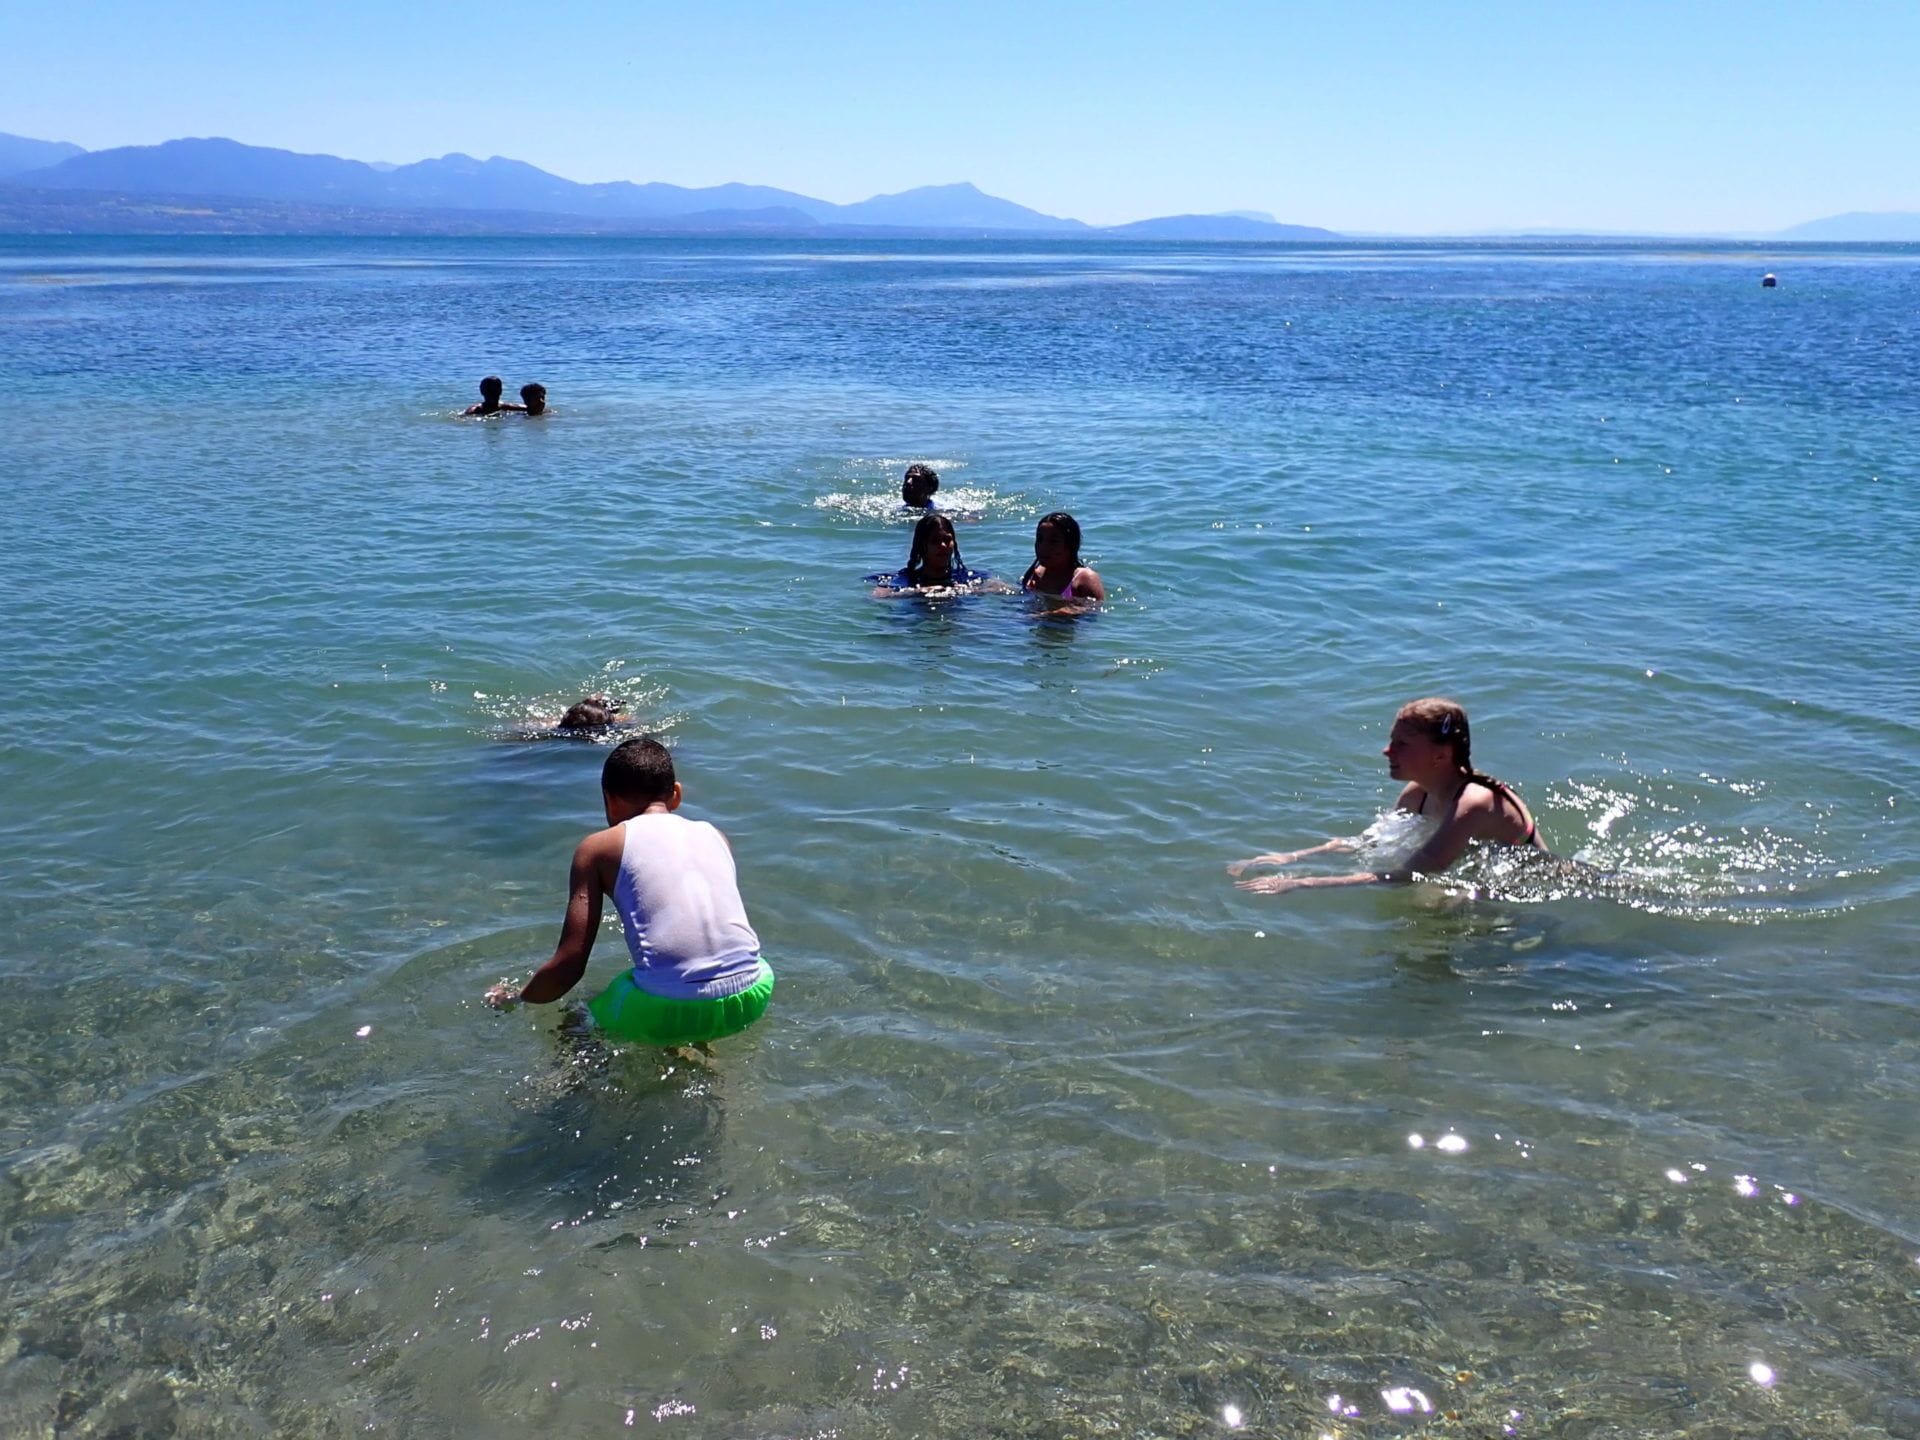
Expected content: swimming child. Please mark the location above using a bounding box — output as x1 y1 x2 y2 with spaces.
901 464 940 509
484 737 775 1044
1229 697 1546 894
555 696 623 734
870 512 996 594
519 382 548 416
1020 512 1105 602
464 375 518 416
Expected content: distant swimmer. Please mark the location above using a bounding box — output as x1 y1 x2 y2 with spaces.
1761 273 1778 288
519 382 549 416
901 464 940 509
1228 697 1547 895
464 375 520 416
484 737 775 1048
1020 512 1105 603
870 512 1000 595
556 696 624 734
500 696 628 742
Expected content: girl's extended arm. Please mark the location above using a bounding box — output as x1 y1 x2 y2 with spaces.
1235 815 1480 895
1225 838 1355 877
1236 869 1391 894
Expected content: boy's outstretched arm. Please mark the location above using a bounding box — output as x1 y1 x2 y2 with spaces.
487 831 613 1007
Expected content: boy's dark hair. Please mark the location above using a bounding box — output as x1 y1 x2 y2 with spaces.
520 382 546 402
902 464 940 503
559 696 619 732
479 375 504 397
602 736 675 803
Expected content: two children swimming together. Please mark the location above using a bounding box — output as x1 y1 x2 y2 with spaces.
872 510 1106 603
463 375 550 416
884 466 1103 600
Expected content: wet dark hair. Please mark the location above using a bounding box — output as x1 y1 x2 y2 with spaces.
602 736 675 804
558 696 620 732
1020 511 1083 588
902 512 963 585
479 375 503 398
902 464 940 505
520 382 545 404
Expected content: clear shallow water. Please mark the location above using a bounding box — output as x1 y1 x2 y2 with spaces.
2 236 1917 1438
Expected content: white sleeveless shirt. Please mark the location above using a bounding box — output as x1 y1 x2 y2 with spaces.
611 814 763 999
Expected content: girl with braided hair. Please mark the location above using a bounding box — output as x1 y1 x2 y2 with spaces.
1229 697 1545 894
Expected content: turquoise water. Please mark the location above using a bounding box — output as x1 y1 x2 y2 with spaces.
2 236 1917 1438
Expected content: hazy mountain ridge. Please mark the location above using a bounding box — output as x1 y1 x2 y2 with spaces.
6 131 1912 239
0 132 84 178
1107 214 1335 240
0 134 1310 238
3 138 1093 233
0 187 841 237
1775 211 1920 242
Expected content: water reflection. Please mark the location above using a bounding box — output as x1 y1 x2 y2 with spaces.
458 1039 729 1233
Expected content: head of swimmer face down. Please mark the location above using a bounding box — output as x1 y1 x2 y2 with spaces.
905 511 962 580
601 736 681 819
559 695 622 732
1385 697 1473 781
520 382 546 415
901 464 940 507
478 375 504 402
1033 512 1082 567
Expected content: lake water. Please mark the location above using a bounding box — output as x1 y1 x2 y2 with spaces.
2 236 1916 1438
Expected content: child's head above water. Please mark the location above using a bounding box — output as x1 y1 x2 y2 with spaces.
478 375 504 402
905 511 963 580
1385 696 1478 785
1395 697 1471 758
557 696 623 732
1033 511 1083 565
520 382 547 415
901 464 940 508
602 735 679 810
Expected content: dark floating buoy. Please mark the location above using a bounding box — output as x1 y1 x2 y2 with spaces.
1761 272 1778 288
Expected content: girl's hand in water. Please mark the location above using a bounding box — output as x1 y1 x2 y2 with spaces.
1235 873 1312 894
483 981 522 1010
1225 852 1299 877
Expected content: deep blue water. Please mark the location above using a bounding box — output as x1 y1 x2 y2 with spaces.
1 236 1917 1438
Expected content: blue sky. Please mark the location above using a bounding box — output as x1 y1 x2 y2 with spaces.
7 0 1916 232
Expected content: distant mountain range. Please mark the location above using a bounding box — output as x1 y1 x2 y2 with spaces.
1775 211 1920 242
0 133 1338 240
0 132 83 177
6 132 1916 241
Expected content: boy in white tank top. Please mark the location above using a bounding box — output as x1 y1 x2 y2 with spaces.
484 738 774 1046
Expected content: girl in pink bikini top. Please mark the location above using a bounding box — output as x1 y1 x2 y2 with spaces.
1020 512 1106 602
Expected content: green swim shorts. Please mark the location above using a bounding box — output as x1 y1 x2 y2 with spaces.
587 960 775 1045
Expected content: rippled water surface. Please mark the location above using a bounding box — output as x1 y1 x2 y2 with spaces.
2 236 1917 1438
